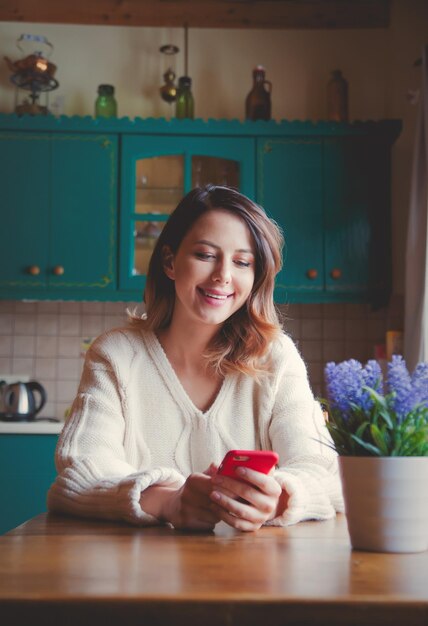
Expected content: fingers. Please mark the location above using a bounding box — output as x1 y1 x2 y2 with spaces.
203 463 219 477
170 473 221 530
186 472 214 497
212 468 281 506
235 466 282 497
210 469 282 531
210 496 263 532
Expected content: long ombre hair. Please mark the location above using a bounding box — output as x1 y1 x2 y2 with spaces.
129 185 284 378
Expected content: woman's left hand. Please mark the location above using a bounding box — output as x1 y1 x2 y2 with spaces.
209 466 284 531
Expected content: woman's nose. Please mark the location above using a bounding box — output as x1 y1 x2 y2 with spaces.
212 259 231 284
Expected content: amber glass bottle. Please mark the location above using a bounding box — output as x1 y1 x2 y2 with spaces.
245 66 272 121
327 70 348 122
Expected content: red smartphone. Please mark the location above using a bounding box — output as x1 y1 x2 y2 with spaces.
217 450 279 481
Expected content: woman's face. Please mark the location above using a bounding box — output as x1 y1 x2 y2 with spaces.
164 209 256 330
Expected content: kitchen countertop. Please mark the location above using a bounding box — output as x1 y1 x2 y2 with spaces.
0 421 64 434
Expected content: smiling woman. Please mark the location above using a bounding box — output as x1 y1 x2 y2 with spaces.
47 185 344 533
134 185 284 378
162 209 256 330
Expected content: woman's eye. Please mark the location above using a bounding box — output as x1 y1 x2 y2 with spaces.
195 252 215 260
234 259 252 268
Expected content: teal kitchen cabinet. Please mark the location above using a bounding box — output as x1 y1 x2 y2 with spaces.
0 115 400 303
119 133 255 292
0 131 118 300
258 137 324 299
0 133 50 291
0 434 58 535
257 122 400 305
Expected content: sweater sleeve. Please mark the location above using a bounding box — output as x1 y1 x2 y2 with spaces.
265 335 344 527
47 332 185 525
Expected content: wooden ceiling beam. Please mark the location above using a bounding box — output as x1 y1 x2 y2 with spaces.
0 1 390 29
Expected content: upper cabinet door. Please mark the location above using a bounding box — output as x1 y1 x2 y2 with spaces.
324 137 370 295
0 131 117 298
324 136 391 306
120 135 255 292
257 137 324 302
50 134 118 291
0 133 50 290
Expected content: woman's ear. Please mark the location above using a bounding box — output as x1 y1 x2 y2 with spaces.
162 245 175 280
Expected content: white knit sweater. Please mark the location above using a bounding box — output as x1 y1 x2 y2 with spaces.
47 327 344 526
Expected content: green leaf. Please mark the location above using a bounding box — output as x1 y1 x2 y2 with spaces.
370 424 389 455
349 434 382 456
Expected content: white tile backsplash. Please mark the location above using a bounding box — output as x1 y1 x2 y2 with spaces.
37 301 60 313
58 335 81 357
15 302 37 313
12 357 34 376
0 298 404 418
13 335 36 357
81 314 105 335
301 318 323 340
59 314 81 336
82 302 104 314
56 379 79 403
35 357 57 380
323 318 345 340
0 336 12 356
14 314 37 335
57 358 81 380
36 335 58 357
0 314 13 335
36 314 59 336
0 357 11 371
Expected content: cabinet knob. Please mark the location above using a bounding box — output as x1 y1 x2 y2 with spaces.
27 265 40 276
306 269 318 280
330 268 342 280
53 265 65 276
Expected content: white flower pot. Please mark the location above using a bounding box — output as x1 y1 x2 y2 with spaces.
339 456 428 553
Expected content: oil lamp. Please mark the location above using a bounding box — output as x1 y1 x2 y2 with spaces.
159 44 179 103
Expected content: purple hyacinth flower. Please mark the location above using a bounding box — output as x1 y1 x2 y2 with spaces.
411 362 428 407
362 360 383 393
387 355 414 420
325 359 371 416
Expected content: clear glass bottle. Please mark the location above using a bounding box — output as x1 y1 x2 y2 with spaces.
175 76 194 119
95 84 117 118
327 70 348 122
245 66 272 121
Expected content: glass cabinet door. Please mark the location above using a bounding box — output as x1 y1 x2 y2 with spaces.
120 135 255 293
133 155 184 276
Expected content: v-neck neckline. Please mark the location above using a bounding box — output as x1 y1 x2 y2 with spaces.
144 331 234 417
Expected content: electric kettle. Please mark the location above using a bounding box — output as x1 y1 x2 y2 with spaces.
0 381 47 421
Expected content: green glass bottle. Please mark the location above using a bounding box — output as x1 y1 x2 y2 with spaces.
175 76 194 119
95 84 117 118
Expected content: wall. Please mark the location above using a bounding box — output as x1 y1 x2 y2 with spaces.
1 2 427 294
0 1 424 417
0 298 404 420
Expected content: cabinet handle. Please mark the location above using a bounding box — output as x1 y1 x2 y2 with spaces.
53 265 65 276
306 269 318 280
27 265 40 276
330 268 342 280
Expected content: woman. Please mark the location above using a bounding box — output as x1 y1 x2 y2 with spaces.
48 185 343 531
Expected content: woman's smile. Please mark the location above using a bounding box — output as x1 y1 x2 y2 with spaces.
197 287 235 306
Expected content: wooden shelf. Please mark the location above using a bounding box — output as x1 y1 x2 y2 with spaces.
0 0 390 29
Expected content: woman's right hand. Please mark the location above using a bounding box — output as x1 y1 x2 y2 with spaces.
139 465 220 531
164 472 220 530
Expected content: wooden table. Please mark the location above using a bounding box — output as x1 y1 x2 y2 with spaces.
1 513 427 626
